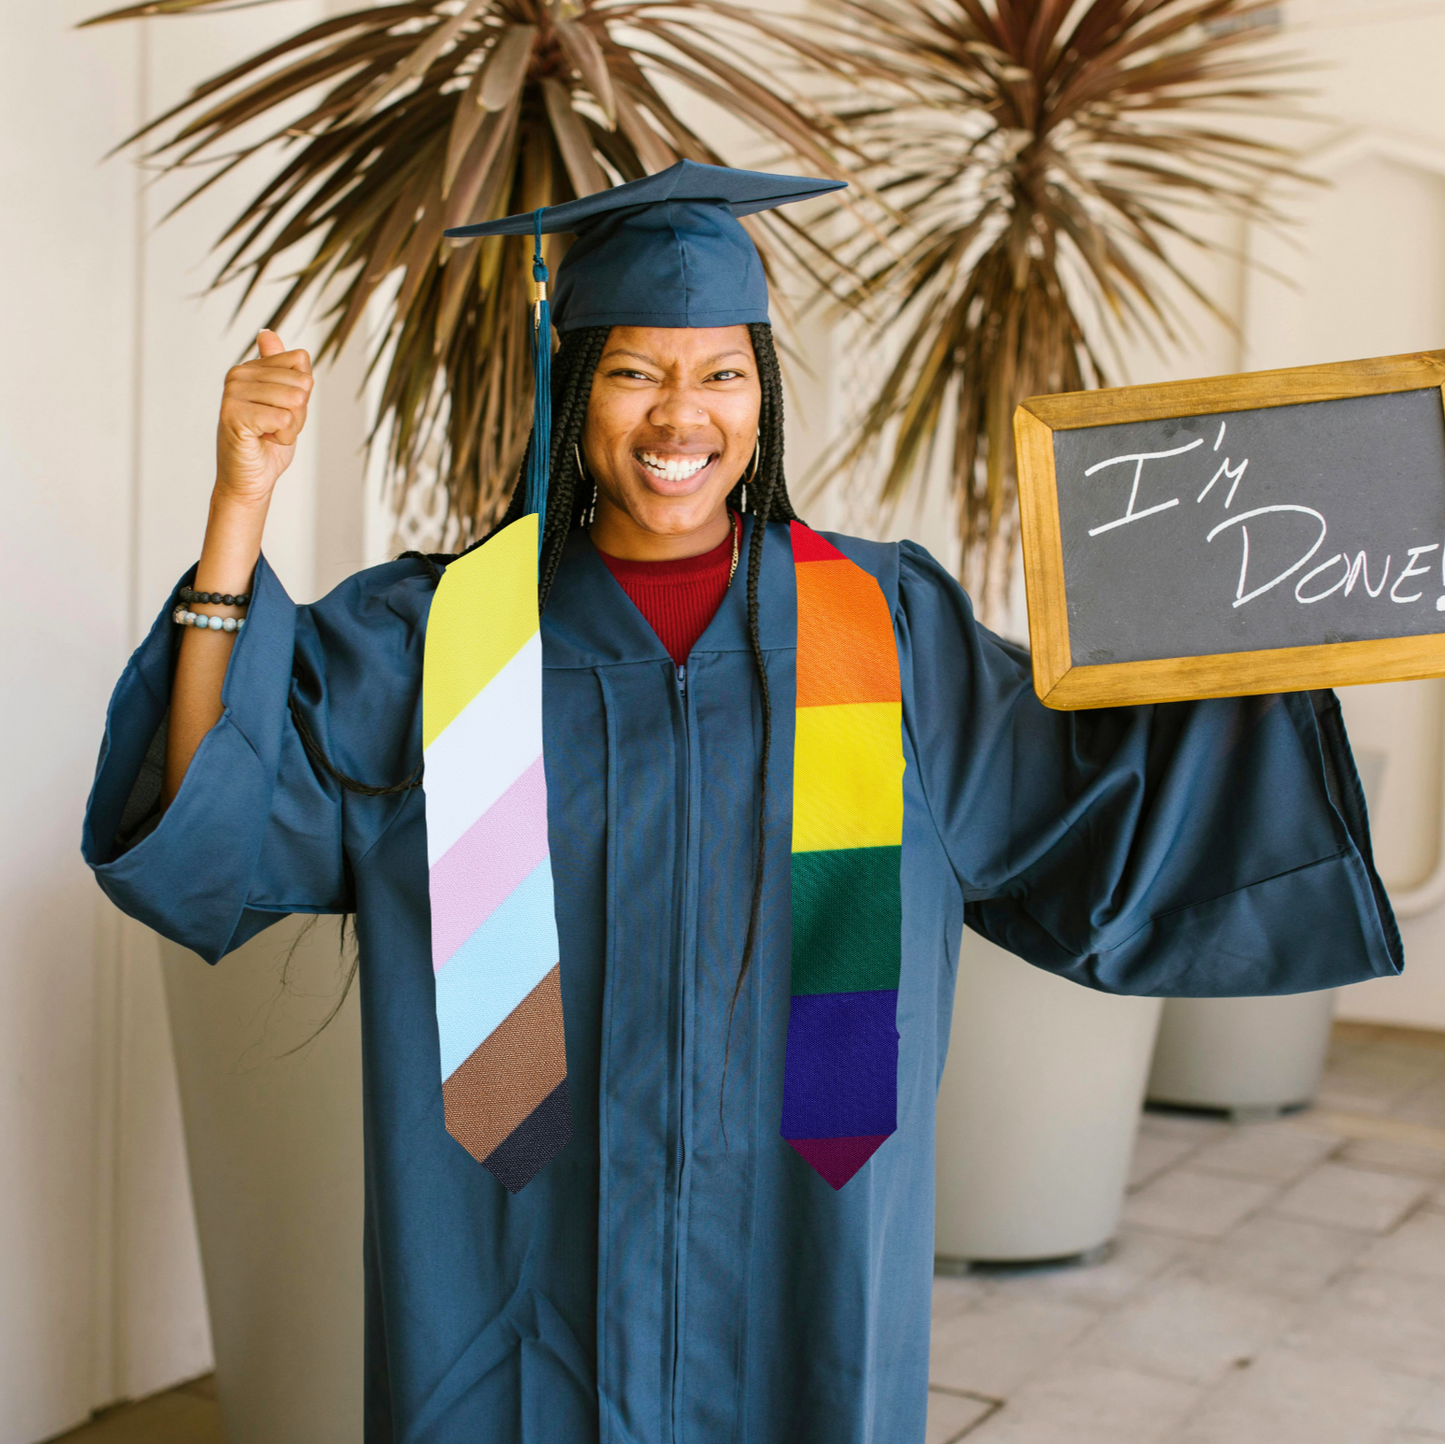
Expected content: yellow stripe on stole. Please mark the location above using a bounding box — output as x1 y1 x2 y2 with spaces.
792 702 905 853
423 515 539 751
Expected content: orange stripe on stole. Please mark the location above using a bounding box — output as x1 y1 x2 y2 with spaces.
795 560 901 709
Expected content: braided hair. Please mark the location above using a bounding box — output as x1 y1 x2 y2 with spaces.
300 322 799 1094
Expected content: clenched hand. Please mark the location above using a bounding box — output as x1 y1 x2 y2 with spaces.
216 328 314 506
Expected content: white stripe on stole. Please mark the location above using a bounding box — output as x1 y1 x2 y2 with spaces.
433 859 559 1079
422 631 543 867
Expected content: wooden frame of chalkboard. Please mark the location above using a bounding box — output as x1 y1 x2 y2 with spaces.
1014 350 1445 709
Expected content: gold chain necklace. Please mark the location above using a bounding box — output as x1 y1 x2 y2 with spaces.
728 510 741 585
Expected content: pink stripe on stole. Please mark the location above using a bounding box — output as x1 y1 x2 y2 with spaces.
429 754 550 972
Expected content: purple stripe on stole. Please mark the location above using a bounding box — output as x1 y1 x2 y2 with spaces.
429 754 549 972
779 989 899 1139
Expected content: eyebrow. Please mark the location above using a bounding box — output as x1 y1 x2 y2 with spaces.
601 348 751 368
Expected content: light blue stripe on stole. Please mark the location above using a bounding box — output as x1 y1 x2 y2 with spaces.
434 859 559 1080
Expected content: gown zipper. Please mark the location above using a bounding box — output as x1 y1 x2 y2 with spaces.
669 654 694 1440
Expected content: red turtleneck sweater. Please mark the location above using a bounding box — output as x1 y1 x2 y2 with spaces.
597 515 739 666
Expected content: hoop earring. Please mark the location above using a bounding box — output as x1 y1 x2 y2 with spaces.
574 443 599 527
739 436 761 513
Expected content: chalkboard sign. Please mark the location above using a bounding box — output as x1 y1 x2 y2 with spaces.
1014 351 1445 708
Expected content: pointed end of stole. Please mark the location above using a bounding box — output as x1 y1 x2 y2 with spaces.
478 1078 572 1194
787 1133 889 1190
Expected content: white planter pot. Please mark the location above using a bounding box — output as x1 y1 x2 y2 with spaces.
934 930 1164 1265
158 918 364 1444
1146 991 1337 1114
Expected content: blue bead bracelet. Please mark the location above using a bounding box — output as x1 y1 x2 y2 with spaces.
173 606 245 633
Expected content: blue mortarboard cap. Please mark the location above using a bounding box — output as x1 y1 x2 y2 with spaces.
445 159 845 331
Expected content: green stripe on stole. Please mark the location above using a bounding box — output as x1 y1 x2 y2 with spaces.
790 846 903 995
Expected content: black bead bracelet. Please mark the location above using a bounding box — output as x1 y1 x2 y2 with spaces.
179 586 250 607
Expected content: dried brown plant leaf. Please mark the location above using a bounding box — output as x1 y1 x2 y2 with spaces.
543 78 609 196
479 23 536 111
613 85 677 172
558 21 617 123
444 51 496 194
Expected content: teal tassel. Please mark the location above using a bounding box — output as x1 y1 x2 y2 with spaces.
525 208 552 555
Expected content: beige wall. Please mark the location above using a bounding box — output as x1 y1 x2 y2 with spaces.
1 9 151 1439
0 3 372 1438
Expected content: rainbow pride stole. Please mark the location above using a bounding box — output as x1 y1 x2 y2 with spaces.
781 522 906 1189
422 515 570 1194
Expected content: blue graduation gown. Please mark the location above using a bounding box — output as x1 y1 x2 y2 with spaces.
82 521 1400 1444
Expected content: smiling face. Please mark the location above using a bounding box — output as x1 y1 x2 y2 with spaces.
581 324 761 561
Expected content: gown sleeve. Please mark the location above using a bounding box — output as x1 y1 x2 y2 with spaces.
81 555 419 964
897 541 1403 997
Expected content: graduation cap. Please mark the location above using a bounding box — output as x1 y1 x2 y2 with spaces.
444 161 846 532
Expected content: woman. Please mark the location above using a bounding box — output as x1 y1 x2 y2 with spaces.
84 162 1400 1443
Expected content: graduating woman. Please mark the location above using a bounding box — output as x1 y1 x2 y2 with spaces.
84 162 1400 1444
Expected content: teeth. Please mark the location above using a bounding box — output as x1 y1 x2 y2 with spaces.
639 451 711 481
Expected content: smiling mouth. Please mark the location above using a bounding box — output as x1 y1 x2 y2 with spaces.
636 450 716 482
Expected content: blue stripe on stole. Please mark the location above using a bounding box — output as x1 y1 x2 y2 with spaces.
434 859 559 1079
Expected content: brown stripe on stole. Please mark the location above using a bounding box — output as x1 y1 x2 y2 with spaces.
441 964 567 1163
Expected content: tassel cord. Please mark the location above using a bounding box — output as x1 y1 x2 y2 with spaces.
526 207 553 555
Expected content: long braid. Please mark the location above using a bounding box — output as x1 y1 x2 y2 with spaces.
539 326 609 610
719 321 795 1127
731 323 796 524
479 325 610 611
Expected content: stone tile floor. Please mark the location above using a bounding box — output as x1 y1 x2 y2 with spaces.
53 1022 1445 1444
926 1021 1445 1444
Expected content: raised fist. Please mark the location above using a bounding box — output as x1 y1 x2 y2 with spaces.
215 329 313 505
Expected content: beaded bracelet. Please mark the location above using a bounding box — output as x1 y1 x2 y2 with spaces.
179 586 250 607
173 607 246 633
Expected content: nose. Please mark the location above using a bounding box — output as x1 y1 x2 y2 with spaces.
648 384 711 434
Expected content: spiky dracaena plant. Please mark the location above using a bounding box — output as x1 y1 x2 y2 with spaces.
83 0 854 544
817 0 1301 620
